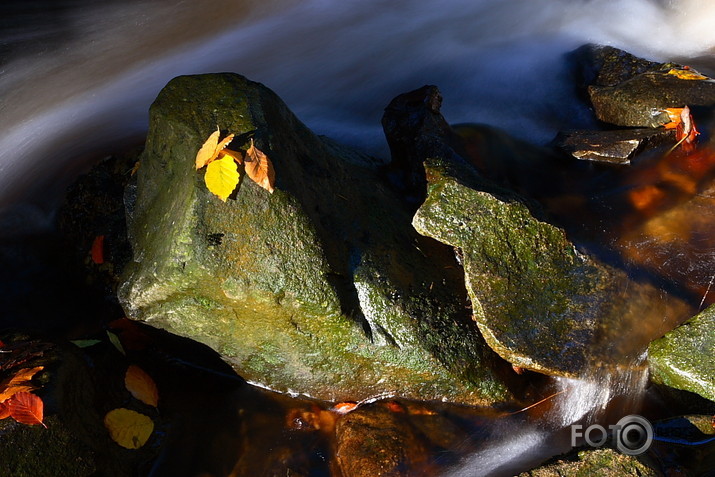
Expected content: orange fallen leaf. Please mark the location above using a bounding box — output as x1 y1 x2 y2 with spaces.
104 408 154 449
0 366 44 402
667 68 709 81
91 235 105 264
331 402 358 414
664 106 699 153
125 365 159 407
244 138 276 193
8 392 46 428
0 401 9 420
195 127 235 169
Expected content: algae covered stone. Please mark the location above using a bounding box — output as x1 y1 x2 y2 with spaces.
412 155 687 376
120 73 512 405
649 305 715 402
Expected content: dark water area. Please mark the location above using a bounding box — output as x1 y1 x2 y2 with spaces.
2 0 715 476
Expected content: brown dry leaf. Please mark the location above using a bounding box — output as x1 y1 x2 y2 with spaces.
0 366 44 402
124 365 159 407
8 391 46 427
104 408 154 449
244 138 275 193
0 400 9 420
195 128 235 170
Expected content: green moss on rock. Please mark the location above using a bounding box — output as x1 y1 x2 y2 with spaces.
413 156 686 376
649 305 715 402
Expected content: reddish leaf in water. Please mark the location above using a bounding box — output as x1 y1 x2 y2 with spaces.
331 402 358 414
124 365 159 407
8 392 46 427
91 235 105 264
244 138 276 193
108 318 152 351
0 401 9 419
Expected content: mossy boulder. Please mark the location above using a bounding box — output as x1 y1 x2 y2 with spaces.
569 44 715 128
649 305 715 402
518 448 657 477
119 73 512 405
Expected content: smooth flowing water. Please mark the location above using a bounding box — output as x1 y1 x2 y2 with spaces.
2 0 715 474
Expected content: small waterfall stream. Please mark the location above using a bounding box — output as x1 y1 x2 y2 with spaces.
2 0 715 474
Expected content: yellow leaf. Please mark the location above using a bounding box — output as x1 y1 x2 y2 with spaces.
244 138 276 193
667 68 709 80
104 408 154 449
195 128 235 170
205 155 240 201
124 365 159 407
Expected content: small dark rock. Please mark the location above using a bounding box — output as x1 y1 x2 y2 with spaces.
553 128 676 165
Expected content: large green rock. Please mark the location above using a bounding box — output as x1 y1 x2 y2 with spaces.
407 144 688 377
649 305 715 402
119 74 512 405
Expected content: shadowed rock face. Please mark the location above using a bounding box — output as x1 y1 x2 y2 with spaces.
119 73 513 405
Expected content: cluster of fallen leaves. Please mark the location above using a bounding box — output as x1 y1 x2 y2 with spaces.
73 320 159 450
195 127 275 201
0 340 47 428
103 364 158 449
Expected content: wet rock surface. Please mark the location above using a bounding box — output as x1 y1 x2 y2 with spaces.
119 73 513 405
517 448 658 477
388 85 687 377
649 304 715 402
552 128 675 165
570 44 715 128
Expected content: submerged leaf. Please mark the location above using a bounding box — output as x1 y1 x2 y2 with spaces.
104 408 154 449
91 235 105 264
205 154 240 201
244 138 275 193
107 331 126 356
125 365 159 407
71 339 102 348
8 392 46 427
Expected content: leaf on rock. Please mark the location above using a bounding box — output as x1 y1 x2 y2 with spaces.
124 365 159 407
205 154 240 201
104 408 154 449
664 106 699 153
667 68 709 80
244 138 275 193
0 366 44 402
0 401 9 420
195 127 235 169
91 235 105 264
8 392 46 428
